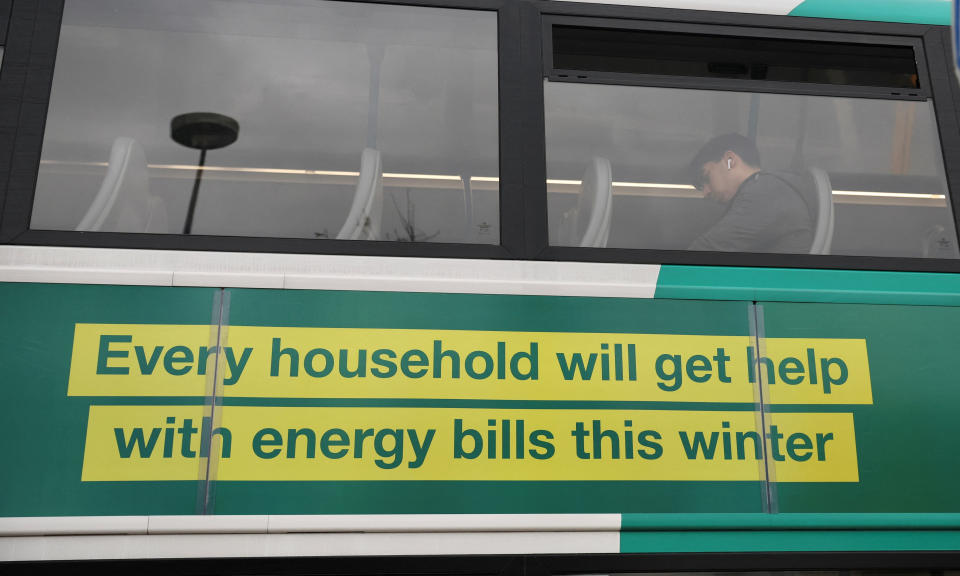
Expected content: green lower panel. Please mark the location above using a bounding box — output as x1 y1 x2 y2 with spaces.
212 481 762 515
1 284 765 516
761 302 960 513
621 529 960 553
5 283 960 521
0 283 219 517
655 266 960 306
621 513 960 530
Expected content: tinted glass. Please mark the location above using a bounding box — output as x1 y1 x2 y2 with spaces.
545 81 958 258
31 0 499 244
554 26 921 90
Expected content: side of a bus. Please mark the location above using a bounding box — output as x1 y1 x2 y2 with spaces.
2 0 960 573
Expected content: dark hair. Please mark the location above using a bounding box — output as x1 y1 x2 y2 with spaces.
687 133 761 183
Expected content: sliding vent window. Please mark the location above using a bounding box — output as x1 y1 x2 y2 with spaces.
32 0 499 243
552 26 921 90
546 26 957 258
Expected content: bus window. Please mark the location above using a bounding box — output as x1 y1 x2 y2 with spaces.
545 83 957 258
545 25 957 259
30 0 499 244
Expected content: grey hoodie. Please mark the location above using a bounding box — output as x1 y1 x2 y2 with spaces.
688 170 815 253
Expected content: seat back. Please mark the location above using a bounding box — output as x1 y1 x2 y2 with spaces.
807 167 834 255
144 196 169 234
77 137 151 232
577 157 613 248
337 147 383 240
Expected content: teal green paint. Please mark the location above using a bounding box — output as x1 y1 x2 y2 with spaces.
215 289 762 514
761 302 960 513
0 283 218 517
213 481 762 515
0 284 765 516
789 0 949 25
620 530 960 553
7 284 960 519
655 266 960 305
225 289 751 334
621 513 960 530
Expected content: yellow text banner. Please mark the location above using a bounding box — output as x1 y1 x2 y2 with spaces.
82 406 858 482
68 324 872 404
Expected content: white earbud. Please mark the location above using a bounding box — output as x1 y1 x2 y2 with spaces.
726 158 732 169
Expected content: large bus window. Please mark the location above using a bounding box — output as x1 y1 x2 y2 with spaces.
30 0 499 244
545 81 958 258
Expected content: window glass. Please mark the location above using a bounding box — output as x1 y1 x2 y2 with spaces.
545 80 958 258
31 0 499 244
553 25 920 90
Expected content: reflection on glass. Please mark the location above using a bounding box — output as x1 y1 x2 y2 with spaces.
32 0 499 244
545 81 958 258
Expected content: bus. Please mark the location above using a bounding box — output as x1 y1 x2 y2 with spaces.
2 0 960 574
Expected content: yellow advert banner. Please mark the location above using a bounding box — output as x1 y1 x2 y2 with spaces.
81 406 858 482
68 324 872 404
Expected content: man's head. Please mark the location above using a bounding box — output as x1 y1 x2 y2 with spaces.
688 133 761 203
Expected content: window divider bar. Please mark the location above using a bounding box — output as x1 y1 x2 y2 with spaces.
517 0 548 259
497 0 526 258
924 27 960 240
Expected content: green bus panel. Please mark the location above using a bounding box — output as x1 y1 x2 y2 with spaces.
212 288 763 515
0 283 220 517
761 301 960 512
6 283 960 522
655 266 960 306
0 284 766 516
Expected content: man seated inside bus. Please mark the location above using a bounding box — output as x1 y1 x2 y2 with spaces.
687 133 814 253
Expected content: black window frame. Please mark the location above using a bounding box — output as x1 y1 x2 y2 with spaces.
534 1 960 273
2 0 960 273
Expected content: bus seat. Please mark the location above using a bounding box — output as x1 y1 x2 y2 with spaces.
577 156 612 248
808 166 834 255
77 137 151 232
337 147 383 240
